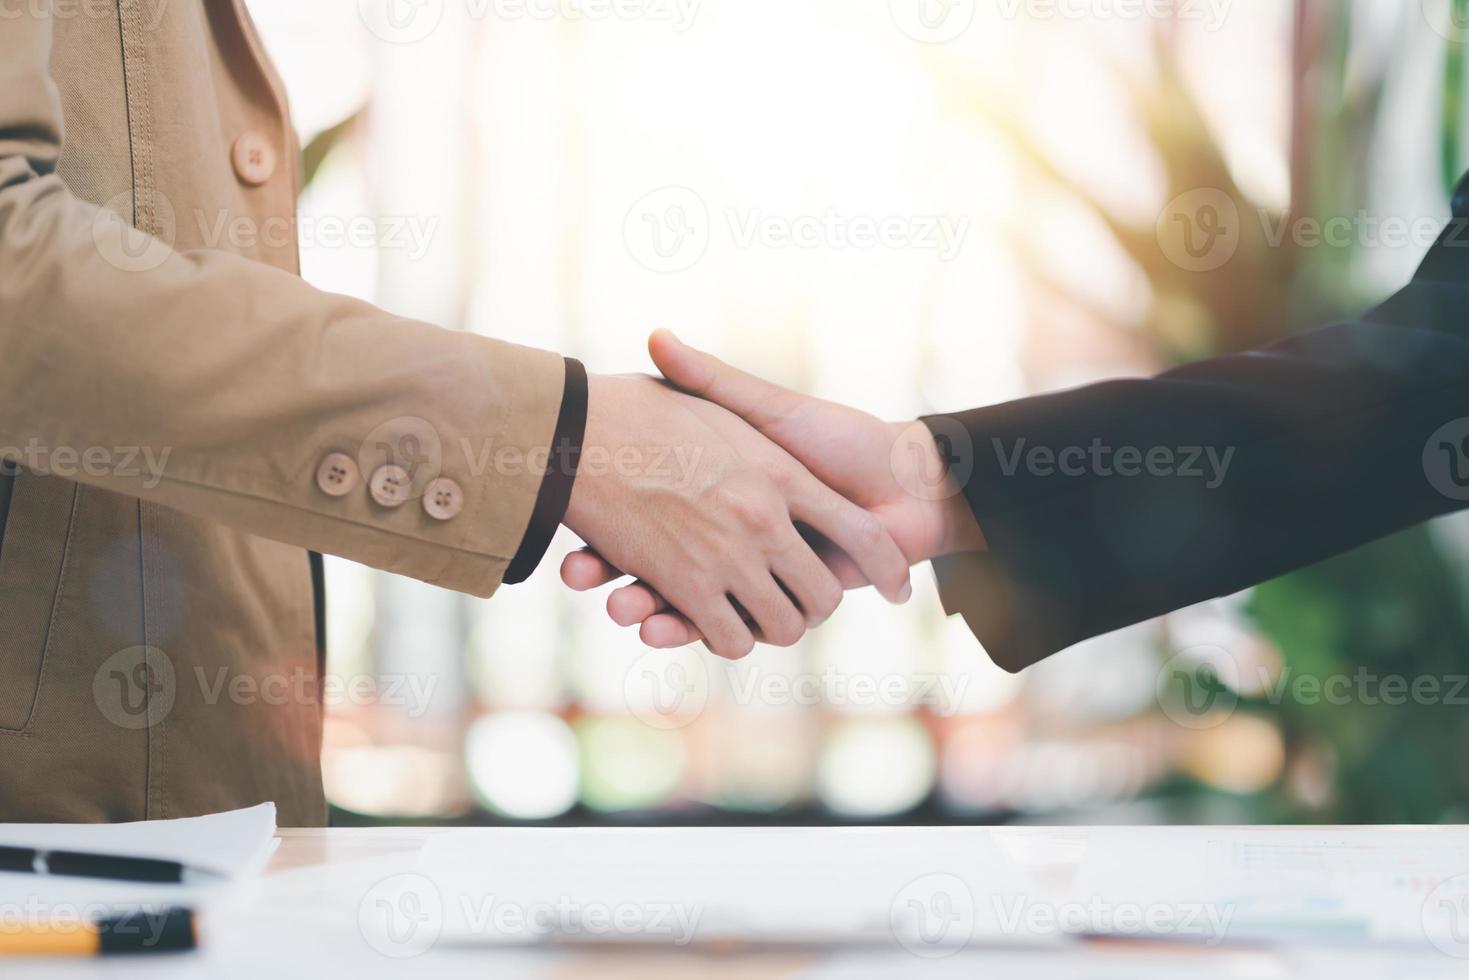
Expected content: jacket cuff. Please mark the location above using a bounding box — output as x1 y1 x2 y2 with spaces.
503 357 588 584
922 413 1073 673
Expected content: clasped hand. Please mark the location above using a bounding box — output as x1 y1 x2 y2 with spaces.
559 330 985 658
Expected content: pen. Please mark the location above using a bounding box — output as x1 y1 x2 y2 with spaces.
0 908 196 957
0 845 215 884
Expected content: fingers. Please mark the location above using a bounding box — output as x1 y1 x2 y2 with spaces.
648 329 799 435
732 573 807 648
560 548 625 591
607 581 668 627
770 538 844 626
789 476 912 604
686 597 757 660
640 612 703 648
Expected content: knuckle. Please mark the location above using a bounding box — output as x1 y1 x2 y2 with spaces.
765 616 805 649
850 510 885 553
768 463 798 494
718 483 779 535
812 580 842 621
713 635 755 660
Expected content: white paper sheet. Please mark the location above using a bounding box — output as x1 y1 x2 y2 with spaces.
411 826 1050 950
1068 826 1469 945
0 803 278 913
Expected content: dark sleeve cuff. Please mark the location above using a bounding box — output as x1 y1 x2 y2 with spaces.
503 357 588 585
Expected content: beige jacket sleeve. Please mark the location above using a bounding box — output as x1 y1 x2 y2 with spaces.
0 12 565 598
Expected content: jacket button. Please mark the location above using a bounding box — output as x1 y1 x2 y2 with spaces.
231 131 277 186
369 465 413 508
316 453 360 497
422 478 464 521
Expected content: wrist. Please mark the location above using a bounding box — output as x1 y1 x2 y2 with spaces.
563 373 609 535
908 420 985 558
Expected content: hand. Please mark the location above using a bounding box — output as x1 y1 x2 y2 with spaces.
561 372 913 659
562 333 984 648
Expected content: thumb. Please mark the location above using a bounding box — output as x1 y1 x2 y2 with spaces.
648 328 802 434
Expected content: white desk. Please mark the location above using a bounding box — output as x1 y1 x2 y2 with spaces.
12 826 1469 979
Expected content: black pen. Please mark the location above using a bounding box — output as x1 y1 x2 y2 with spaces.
0 845 221 884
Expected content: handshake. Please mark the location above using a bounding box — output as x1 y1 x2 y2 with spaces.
556 329 986 660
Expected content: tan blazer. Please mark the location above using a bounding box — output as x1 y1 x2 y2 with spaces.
0 1 565 824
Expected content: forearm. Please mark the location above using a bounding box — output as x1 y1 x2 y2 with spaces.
928 273 1469 672
1 101 564 598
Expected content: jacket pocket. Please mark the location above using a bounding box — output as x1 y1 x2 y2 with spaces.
0 471 78 732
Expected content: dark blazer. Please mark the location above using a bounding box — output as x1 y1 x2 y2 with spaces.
928 180 1469 673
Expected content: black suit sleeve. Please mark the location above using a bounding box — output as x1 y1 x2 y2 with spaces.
926 222 1469 673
